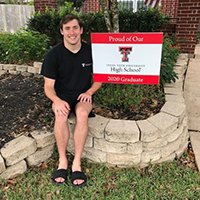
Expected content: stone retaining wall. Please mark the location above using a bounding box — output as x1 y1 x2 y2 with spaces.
0 62 42 76
0 131 55 180
0 54 189 179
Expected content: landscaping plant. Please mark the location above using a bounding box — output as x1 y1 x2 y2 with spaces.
27 3 79 46
27 7 168 45
0 30 50 65
159 35 180 86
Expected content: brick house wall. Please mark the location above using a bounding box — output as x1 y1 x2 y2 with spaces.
160 0 179 21
34 0 58 14
82 0 101 13
175 0 200 54
159 0 179 37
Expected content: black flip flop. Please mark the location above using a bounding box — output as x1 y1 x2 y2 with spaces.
52 169 68 185
71 171 87 188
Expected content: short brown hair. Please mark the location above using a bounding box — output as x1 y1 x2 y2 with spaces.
59 14 83 30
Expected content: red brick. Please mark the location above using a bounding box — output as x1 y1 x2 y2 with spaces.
34 0 58 13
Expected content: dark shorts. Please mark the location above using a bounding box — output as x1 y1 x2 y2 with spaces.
57 92 94 116
57 93 80 113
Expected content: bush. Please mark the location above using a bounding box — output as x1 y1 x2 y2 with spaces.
58 0 85 11
160 36 180 86
94 84 165 111
118 9 138 32
27 10 61 46
136 8 168 32
27 7 168 45
27 4 77 46
0 29 50 65
81 11 107 43
119 7 168 32
82 8 167 41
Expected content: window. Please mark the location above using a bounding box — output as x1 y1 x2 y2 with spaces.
117 0 147 12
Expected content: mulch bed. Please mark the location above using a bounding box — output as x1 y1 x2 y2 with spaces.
0 73 198 171
0 73 54 148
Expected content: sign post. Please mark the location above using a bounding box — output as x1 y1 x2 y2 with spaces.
91 33 163 84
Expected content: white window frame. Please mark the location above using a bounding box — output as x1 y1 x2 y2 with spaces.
117 0 146 12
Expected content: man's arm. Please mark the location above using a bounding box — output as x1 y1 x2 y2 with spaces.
77 82 102 103
44 77 70 116
86 82 102 96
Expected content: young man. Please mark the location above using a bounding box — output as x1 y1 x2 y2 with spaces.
41 14 102 188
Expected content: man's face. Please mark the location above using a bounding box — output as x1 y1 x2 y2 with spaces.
60 19 83 46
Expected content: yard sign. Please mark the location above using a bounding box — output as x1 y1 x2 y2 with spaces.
91 33 163 84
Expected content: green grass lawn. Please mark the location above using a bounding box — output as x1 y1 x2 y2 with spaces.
1 148 200 200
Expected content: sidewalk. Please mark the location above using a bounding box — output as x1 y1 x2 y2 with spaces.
184 44 200 171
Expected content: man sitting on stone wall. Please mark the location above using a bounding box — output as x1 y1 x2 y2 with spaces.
41 14 102 188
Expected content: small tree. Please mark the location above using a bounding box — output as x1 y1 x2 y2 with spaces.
57 0 85 11
99 0 119 33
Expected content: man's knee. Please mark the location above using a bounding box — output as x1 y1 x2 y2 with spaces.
76 108 90 123
52 104 69 123
54 114 68 124
54 112 68 126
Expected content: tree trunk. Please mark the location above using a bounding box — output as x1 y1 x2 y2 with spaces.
99 0 119 33
110 0 119 33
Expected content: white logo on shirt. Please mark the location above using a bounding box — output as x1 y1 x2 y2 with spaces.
82 63 92 67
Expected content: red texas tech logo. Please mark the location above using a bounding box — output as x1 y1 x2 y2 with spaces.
119 47 132 62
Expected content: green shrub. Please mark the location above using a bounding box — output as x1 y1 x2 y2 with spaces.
58 0 85 11
27 4 77 46
0 29 50 65
82 8 167 39
81 8 167 42
27 8 62 46
136 8 168 32
81 11 107 43
94 83 165 112
27 7 168 45
119 7 168 32
118 9 139 32
160 36 180 86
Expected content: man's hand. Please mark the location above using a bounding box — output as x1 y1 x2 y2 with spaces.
77 92 92 103
53 99 70 117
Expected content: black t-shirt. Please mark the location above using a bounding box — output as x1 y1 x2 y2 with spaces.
41 42 93 101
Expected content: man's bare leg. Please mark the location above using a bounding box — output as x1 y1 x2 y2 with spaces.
72 102 92 185
53 103 70 183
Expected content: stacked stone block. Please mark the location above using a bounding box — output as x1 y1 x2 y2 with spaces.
0 62 42 77
0 131 55 179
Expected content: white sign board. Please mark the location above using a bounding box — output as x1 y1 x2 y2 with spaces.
91 33 163 84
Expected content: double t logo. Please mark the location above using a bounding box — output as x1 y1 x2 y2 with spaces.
119 47 132 62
